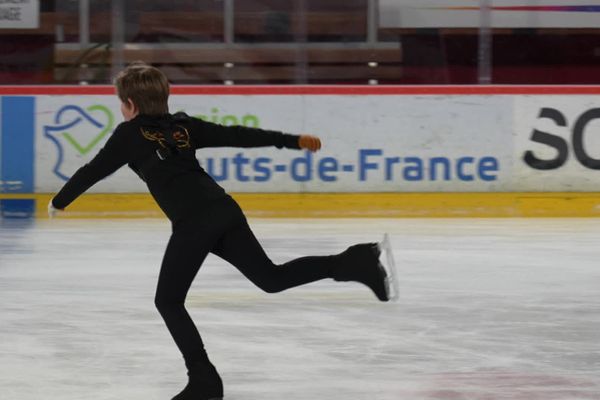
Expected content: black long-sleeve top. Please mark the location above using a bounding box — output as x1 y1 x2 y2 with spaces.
52 113 301 221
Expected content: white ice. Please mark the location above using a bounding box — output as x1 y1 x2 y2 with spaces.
1 217 599 400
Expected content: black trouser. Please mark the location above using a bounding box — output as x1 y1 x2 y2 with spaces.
154 196 337 370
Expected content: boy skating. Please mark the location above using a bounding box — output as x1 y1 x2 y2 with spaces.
49 63 396 400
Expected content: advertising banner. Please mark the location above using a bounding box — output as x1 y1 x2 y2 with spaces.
32 93 512 193
1 87 599 195
0 0 39 29
514 96 600 191
379 0 600 28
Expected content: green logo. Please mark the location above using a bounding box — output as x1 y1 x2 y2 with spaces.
62 105 115 155
194 108 261 128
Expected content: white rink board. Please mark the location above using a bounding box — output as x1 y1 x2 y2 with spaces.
34 93 600 193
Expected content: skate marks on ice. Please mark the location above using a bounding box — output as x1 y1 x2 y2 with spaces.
1 218 599 400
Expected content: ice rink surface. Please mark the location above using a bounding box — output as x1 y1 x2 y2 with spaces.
1 217 599 400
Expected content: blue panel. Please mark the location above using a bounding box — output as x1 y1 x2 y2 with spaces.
0 199 35 218
1 96 35 193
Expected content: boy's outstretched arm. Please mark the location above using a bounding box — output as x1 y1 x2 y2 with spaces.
190 118 321 152
50 126 129 212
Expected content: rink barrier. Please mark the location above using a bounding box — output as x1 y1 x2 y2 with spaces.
1 192 600 218
3 85 600 218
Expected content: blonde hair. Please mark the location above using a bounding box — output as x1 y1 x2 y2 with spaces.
114 62 170 115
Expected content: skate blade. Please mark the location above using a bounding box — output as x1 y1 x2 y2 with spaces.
378 233 399 302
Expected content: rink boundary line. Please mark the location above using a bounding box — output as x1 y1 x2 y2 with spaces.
2 85 600 96
2 192 600 218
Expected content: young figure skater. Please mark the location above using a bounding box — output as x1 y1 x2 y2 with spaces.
49 63 394 400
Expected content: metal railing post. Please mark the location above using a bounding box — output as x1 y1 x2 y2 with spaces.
79 0 90 49
367 0 378 44
111 0 125 80
478 0 493 84
224 0 234 44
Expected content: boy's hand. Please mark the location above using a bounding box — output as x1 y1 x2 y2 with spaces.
298 135 322 152
48 199 63 219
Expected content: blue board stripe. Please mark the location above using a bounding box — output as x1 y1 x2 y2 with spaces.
0 199 35 218
1 96 35 193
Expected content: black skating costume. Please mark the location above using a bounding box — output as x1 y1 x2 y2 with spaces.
52 113 389 400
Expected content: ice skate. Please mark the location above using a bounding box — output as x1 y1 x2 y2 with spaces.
332 234 399 302
378 233 399 302
172 361 223 400
332 238 389 301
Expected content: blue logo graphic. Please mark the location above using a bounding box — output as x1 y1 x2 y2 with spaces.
44 105 114 181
